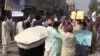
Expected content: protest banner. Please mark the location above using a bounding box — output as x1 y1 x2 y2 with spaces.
76 11 85 19
71 11 76 19
71 11 85 20
5 0 25 11
92 11 96 22
75 30 92 46
12 11 24 17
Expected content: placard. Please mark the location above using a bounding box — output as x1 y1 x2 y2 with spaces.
12 11 24 17
71 11 76 19
71 11 85 20
76 11 85 19
92 11 96 22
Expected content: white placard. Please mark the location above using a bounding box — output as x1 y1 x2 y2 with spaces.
92 11 96 22
12 11 24 17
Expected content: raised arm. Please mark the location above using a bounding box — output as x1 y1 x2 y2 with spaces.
24 15 31 23
58 20 66 35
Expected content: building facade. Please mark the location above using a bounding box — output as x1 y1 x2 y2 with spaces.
37 0 54 12
25 0 68 15
25 0 54 13
0 0 68 16
66 0 75 11
53 0 68 16
0 0 5 17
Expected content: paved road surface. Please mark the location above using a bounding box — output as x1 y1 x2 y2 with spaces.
0 43 99 56
0 43 19 56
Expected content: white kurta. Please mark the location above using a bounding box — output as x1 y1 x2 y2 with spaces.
2 21 11 45
58 25 76 56
16 21 24 34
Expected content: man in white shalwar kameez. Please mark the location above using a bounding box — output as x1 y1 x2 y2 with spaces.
16 21 24 34
2 16 11 56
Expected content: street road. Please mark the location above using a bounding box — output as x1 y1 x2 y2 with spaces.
0 43 99 56
0 43 19 56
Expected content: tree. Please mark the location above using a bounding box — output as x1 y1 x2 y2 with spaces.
96 2 100 15
89 0 98 14
96 9 100 15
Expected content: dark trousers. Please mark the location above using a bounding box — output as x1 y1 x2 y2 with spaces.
75 44 89 56
18 43 45 56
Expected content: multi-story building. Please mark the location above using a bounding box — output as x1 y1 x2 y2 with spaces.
37 0 54 12
66 0 75 12
25 0 38 14
25 0 68 15
0 0 68 16
60 0 68 15
25 0 54 13
25 0 69 17
0 0 5 16
53 0 68 15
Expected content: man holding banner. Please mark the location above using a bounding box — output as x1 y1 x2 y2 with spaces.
70 10 93 55
70 10 85 31
75 22 92 56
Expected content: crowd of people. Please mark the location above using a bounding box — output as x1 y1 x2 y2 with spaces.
1 11 99 56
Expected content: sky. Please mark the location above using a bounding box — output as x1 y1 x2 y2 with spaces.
74 0 100 12
74 0 90 12
98 0 100 2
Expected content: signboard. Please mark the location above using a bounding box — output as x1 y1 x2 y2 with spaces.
92 11 96 22
76 11 85 19
71 11 76 19
12 11 24 17
5 0 25 11
75 30 92 46
71 11 85 20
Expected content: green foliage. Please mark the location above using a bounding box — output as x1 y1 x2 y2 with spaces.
96 2 100 15
96 9 100 15
89 0 98 14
